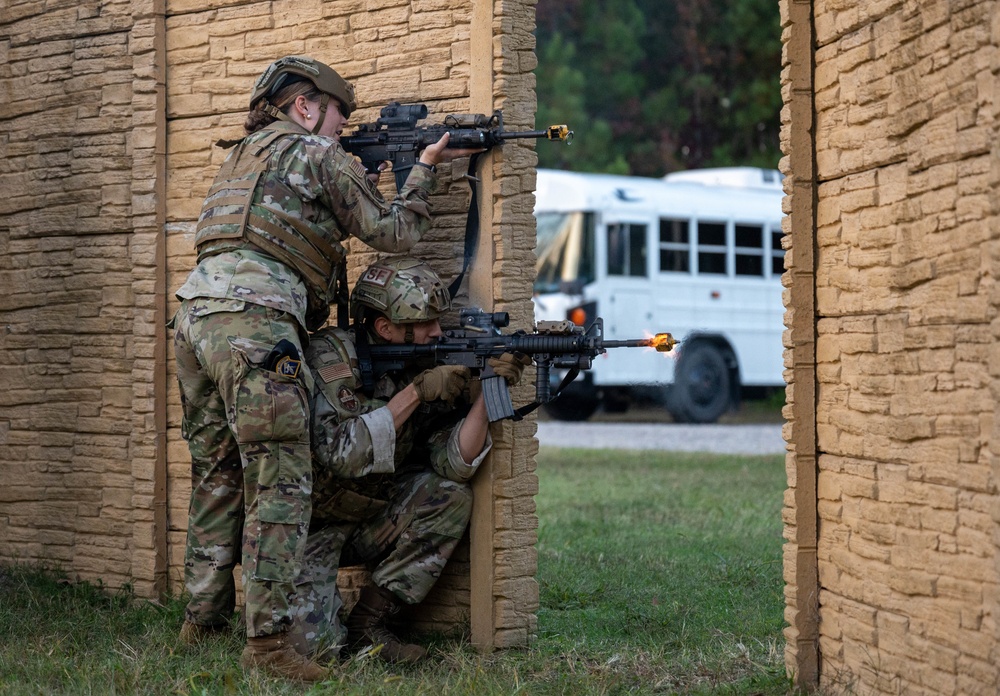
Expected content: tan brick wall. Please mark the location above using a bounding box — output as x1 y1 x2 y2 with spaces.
0 0 539 647
782 0 1000 692
0 0 168 598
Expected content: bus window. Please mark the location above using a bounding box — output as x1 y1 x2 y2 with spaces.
696 221 727 275
771 229 785 277
535 212 596 293
659 218 690 273
607 223 647 277
734 223 765 276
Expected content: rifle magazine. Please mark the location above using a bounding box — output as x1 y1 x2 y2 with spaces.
481 375 515 422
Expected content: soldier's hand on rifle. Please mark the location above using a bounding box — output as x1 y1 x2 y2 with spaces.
367 161 388 185
489 352 532 387
413 365 471 403
419 132 486 166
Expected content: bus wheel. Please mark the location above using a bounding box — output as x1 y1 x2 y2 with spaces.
602 388 630 413
542 391 600 421
665 342 732 423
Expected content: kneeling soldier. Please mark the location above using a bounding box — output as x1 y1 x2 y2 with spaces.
289 256 528 663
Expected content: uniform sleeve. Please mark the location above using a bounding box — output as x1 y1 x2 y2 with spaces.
311 388 397 478
425 419 493 483
318 145 438 252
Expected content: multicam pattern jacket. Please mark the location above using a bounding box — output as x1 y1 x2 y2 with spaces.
178 121 437 331
305 327 491 524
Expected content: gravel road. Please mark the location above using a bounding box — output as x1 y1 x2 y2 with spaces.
535 421 785 455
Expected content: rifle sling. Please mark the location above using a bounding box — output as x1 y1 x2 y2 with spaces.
509 366 581 422
336 262 350 330
355 325 376 396
446 152 484 299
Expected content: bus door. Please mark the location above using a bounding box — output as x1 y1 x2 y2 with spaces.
597 218 668 386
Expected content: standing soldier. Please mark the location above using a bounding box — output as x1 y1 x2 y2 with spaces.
172 56 478 681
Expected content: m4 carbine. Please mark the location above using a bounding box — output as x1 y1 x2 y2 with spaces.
341 102 573 191
365 308 676 422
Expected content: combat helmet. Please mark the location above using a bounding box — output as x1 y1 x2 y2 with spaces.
351 256 451 325
251 56 357 134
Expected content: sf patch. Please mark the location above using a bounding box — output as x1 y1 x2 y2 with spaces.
358 265 392 287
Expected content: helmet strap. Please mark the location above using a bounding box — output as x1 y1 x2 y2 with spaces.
311 93 330 135
260 100 294 124
404 326 414 344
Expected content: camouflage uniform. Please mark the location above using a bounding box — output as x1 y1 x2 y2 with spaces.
174 120 437 639
288 326 490 658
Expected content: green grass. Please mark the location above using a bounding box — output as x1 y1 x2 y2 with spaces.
0 448 793 695
536 448 787 693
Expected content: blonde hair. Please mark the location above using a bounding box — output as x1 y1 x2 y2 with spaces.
244 80 323 134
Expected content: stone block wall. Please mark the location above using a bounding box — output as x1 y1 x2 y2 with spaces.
1 0 539 648
781 0 1000 693
0 0 167 599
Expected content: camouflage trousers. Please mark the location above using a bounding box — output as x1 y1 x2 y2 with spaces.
289 470 473 658
173 298 313 638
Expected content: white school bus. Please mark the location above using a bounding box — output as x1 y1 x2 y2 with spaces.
533 167 786 423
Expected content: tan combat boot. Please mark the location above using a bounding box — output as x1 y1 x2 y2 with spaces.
240 632 331 682
346 585 428 664
178 620 228 645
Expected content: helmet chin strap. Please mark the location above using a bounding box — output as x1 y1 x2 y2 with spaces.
311 93 330 135
403 325 414 344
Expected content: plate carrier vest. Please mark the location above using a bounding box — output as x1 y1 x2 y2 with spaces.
194 126 346 329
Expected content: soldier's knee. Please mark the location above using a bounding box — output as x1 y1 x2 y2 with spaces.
443 480 473 520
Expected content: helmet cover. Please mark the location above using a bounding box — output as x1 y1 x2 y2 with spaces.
251 55 357 117
351 257 451 324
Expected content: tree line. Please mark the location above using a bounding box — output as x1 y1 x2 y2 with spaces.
535 0 782 177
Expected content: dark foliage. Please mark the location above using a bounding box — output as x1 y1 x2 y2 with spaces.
536 0 782 175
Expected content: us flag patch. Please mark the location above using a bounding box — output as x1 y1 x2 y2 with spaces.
351 159 370 180
318 362 353 383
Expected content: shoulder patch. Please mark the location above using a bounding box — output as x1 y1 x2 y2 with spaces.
338 385 360 412
275 356 302 379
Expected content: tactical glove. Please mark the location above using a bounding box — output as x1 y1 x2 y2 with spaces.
488 352 532 387
412 365 471 403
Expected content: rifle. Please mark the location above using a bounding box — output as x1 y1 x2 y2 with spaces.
365 308 676 422
341 102 573 192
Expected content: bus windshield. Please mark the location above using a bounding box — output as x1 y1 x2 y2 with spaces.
534 211 595 293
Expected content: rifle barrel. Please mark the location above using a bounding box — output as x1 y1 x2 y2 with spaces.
499 130 549 139
500 125 573 142
603 333 677 353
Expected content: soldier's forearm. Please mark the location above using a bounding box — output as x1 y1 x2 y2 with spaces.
457 393 488 465
386 384 421 431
